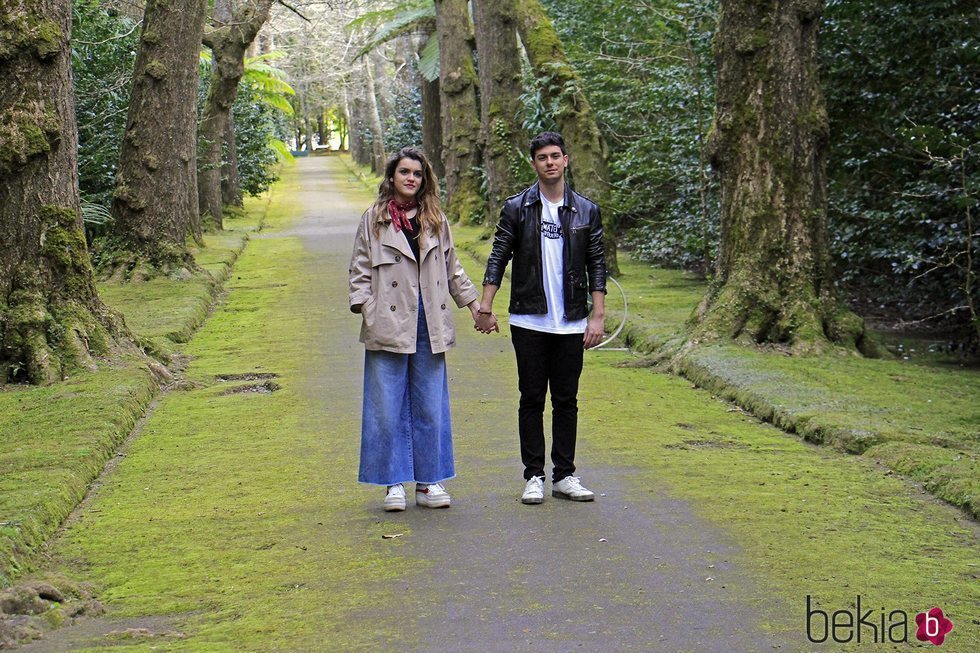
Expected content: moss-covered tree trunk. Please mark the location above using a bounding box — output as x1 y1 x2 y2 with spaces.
691 0 867 354
434 0 482 224
473 0 525 225
514 0 618 275
198 0 274 228
111 0 207 265
0 0 126 383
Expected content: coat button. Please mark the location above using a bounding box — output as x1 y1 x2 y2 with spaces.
395 255 401 262
441 303 447 310
391 281 398 287
390 305 396 311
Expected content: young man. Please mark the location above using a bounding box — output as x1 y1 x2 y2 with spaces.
474 131 606 504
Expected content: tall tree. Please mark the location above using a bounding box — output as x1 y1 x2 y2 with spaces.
690 0 867 353
221 119 242 206
434 0 481 224
418 29 444 178
514 0 618 273
199 0 275 228
362 56 387 174
111 0 208 265
473 0 525 223
0 0 126 383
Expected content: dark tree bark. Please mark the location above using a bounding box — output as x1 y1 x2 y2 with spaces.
0 0 126 383
419 30 444 178
317 112 326 148
221 116 242 207
198 0 275 228
473 0 524 224
346 81 370 166
514 0 618 274
435 0 482 224
111 0 208 263
691 0 867 353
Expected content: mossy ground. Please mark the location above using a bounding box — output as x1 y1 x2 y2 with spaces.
24 164 415 651
577 354 979 651
4 158 978 650
0 205 260 589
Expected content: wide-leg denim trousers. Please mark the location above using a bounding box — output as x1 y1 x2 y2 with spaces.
358 300 455 486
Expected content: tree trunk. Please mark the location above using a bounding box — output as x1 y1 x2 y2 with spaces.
363 58 387 175
221 115 242 207
473 0 524 225
198 0 275 228
317 112 326 148
514 0 618 274
419 30 444 179
371 51 393 131
338 97 350 151
435 0 482 224
345 81 369 165
0 0 126 383
111 0 208 263
691 0 867 354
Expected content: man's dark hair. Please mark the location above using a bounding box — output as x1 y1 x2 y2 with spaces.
529 131 566 157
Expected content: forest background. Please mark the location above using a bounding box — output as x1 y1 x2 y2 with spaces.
59 0 979 353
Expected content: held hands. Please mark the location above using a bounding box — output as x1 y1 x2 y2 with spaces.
470 303 499 334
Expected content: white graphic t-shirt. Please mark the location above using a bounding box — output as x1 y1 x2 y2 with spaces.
509 196 588 334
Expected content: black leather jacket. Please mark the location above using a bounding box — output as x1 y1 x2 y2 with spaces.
483 183 606 320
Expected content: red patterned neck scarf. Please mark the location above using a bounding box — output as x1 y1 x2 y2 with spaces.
387 199 418 232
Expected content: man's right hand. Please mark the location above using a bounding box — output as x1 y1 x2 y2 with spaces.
474 312 499 333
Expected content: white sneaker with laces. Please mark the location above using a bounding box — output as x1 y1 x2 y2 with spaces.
416 483 451 508
522 476 545 504
384 484 406 512
552 476 595 502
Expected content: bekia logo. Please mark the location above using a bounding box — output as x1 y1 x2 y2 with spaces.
806 595 954 646
915 607 954 646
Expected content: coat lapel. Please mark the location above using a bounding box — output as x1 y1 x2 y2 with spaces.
379 221 416 261
419 230 438 263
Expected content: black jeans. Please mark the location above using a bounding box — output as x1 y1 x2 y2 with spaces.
510 325 584 482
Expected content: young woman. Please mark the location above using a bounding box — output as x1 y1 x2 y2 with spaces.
348 147 483 511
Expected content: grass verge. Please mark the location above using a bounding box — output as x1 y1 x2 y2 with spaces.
0 203 265 589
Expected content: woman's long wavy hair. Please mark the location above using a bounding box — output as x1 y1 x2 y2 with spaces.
371 147 442 237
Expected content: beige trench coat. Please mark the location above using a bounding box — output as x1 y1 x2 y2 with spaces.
349 208 479 354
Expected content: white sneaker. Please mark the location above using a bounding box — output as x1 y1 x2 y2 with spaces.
416 483 451 508
552 476 595 502
522 476 545 504
384 484 406 512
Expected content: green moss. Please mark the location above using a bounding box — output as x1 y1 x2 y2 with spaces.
39 205 85 270
578 358 980 650
33 20 62 59
0 192 264 587
28 165 415 649
736 29 770 54
0 110 61 175
144 60 168 80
